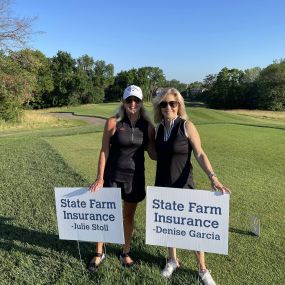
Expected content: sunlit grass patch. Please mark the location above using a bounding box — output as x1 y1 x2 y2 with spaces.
0 109 85 132
226 109 285 121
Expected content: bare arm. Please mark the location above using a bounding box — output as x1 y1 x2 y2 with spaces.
89 117 116 192
147 124 157 160
185 121 231 194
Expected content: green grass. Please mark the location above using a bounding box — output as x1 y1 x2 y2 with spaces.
47 103 285 130
0 104 285 284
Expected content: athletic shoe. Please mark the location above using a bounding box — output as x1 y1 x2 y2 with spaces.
199 269 216 285
161 259 179 278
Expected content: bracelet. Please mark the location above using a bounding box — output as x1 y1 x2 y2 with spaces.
208 172 217 179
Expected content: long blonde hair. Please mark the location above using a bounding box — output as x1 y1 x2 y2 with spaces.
114 103 153 125
153 88 188 123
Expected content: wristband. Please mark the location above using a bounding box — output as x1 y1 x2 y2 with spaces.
208 172 217 179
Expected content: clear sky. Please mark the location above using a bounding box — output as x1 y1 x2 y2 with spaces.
12 0 285 83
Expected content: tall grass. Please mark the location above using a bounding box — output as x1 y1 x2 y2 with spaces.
0 110 83 132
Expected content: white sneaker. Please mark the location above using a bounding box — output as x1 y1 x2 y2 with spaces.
161 259 179 278
199 269 216 285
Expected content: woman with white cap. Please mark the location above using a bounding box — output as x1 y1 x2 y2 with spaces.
89 85 155 270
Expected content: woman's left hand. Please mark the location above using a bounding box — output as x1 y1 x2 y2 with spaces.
211 177 231 194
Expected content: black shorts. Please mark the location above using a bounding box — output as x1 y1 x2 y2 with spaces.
104 173 146 203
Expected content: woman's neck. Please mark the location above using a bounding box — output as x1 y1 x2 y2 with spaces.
127 113 140 126
163 116 177 129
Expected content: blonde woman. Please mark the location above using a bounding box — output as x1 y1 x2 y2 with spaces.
153 88 230 285
89 85 155 270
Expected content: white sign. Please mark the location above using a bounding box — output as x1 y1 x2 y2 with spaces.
146 187 230 255
54 187 124 244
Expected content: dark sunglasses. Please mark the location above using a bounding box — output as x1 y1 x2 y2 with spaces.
125 97 141 104
159 101 178 108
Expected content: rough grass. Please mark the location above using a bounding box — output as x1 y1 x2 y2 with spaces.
1 105 285 284
226 109 285 121
0 109 85 133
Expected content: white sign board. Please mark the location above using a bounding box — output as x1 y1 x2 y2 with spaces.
54 187 124 244
146 187 230 255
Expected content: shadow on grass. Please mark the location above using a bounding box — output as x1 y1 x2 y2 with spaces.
185 101 207 108
229 227 256 237
83 242 165 269
0 216 168 270
0 216 95 259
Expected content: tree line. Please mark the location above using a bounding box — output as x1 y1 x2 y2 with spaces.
1 49 284 122
193 61 285 111
0 48 191 121
1 0 284 123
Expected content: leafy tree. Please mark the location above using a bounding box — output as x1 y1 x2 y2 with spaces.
106 67 165 102
49 51 76 106
105 69 137 101
77 54 95 72
92 60 114 103
206 68 244 109
75 56 114 104
186 81 204 100
242 67 261 84
203 74 217 89
238 67 262 109
257 61 285 110
163 79 187 94
0 52 34 121
0 1 40 120
73 55 95 104
9 49 54 108
128 66 165 101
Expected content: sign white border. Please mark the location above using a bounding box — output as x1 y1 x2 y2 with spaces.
54 187 124 244
146 186 230 255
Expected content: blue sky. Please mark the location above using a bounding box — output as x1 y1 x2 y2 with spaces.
12 0 285 83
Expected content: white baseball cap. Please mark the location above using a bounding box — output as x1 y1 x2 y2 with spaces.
123 85 143 100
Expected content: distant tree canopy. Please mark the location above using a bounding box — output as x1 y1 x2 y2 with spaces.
1 46 193 122
105 66 165 102
203 61 285 111
1 48 285 122
256 61 285 110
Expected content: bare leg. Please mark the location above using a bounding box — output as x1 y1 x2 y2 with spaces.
161 247 179 277
168 247 179 263
195 251 216 284
91 242 104 265
195 251 207 271
122 201 138 263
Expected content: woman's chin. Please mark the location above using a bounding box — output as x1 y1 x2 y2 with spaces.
127 108 139 115
163 115 176 120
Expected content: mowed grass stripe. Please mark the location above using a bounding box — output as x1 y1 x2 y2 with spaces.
0 137 94 285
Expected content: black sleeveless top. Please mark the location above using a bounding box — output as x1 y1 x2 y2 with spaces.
104 116 149 183
155 117 195 189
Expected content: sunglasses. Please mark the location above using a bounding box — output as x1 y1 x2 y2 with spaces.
125 97 141 104
159 101 178 108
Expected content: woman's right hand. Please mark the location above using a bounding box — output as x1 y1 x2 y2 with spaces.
89 178 104 192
